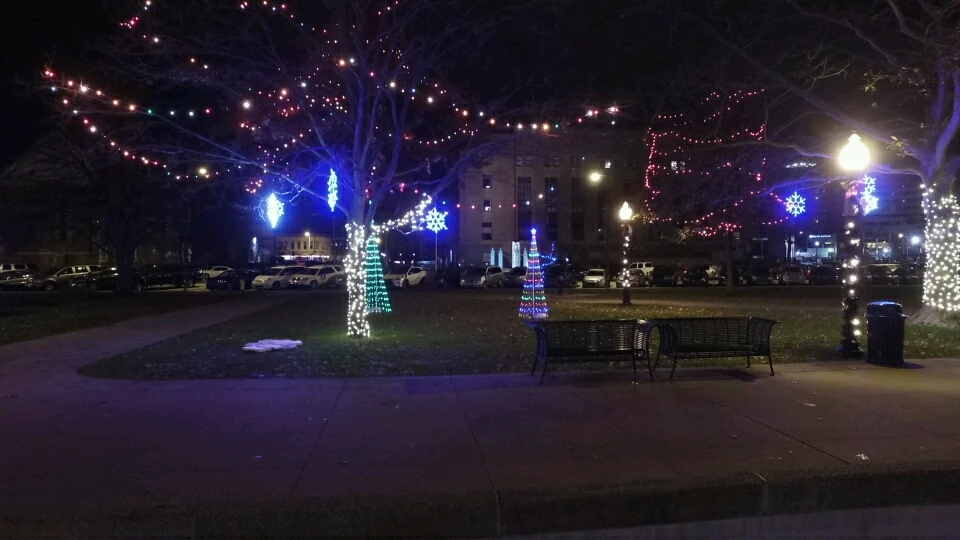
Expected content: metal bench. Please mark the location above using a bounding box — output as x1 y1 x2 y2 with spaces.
523 320 658 383
647 317 779 380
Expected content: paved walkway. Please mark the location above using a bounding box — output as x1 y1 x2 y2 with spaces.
1 301 959 536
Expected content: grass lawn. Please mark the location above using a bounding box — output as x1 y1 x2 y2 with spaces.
78 288 960 380
0 290 243 345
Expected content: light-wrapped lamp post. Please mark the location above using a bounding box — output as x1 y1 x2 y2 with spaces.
619 202 633 306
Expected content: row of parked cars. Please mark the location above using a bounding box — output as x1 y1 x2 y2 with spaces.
0 263 210 292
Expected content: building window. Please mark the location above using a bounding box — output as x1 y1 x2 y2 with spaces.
546 177 559 242
552 156 561 167
482 175 492 189
482 222 493 241
517 176 532 240
515 155 523 167
524 155 535 167
597 193 607 241
671 160 686 171
570 156 578 168
482 199 492 212
543 155 551 167
516 176 532 207
571 213 584 241
570 177 583 212
605 159 613 169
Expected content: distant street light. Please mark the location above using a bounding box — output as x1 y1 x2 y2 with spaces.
619 202 633 306
838 133 870 357
911 235 922 245
589 171 602 183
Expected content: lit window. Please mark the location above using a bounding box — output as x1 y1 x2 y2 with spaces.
483 199 492 212
605 160 612 169
482 175 492 189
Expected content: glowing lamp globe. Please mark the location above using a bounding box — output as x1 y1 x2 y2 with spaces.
911 235 921 245
588 172 602 183
839 134 870 172
618 202 633 222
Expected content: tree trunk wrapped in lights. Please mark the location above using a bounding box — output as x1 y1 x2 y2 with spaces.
919 194 960 318
344 224 371 338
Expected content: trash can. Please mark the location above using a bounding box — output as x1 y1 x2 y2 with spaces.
866 301 907 367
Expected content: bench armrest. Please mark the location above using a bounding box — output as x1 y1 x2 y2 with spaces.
747 318 779 354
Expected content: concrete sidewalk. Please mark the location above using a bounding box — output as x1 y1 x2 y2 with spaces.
4 327 960 538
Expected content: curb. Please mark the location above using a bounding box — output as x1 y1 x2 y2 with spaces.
5 462 960 537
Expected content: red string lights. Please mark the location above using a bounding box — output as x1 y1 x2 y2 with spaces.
643 89 784 237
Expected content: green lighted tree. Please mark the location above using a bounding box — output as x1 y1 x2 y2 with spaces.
365 236 391 314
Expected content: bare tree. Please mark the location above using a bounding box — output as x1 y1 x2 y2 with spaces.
642 88 800 289
44 0 520 336
700 0 960 323
0 130 192 292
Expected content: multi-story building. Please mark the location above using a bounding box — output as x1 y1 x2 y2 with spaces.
273 233 333 262
457 129 646 267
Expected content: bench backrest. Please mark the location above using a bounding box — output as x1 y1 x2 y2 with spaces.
531 320 638 352
654 317 778 354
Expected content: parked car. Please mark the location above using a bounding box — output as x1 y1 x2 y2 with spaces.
289 265 346 289
0 270 44 291
743 265 774 286
0 263 29 273
582 268 608 288
616 268 646 288
205 269 245 290
459 266 503 288
649 265 682 287
544 264 580 288
628 261 655 278
503 266 528 288
39 265 102 291
140 264 203 288
808 265 841 285
436 265 462 288
895 265 923 285
251 265 307 289
90 267 147 291
682 265 711 286
779 265 807 285
383 265 428 289
202 265 233 280
865 265 898 285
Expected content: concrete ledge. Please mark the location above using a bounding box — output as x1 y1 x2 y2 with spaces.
7 462 960 537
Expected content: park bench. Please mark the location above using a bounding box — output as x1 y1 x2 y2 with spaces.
524 317 778 383
523 319 657 383
648 317 779 380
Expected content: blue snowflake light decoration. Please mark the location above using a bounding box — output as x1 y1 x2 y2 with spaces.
425 207 448 233
785 191 806 217
265 192 284 228
860 175 879 215
327 168 338 211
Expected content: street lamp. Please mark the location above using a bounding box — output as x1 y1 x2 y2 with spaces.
838 134 870 357
619 202 633 306
589 171 603 183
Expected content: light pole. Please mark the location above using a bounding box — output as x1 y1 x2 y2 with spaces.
619 202 633 306
837 134 870 357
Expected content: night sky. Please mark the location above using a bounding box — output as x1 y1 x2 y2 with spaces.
0 1 110 165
